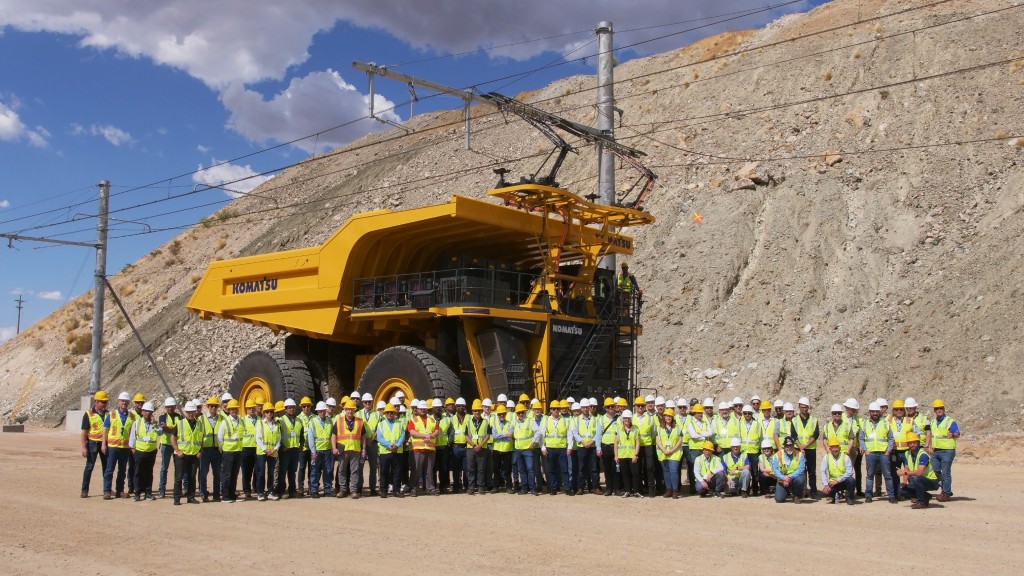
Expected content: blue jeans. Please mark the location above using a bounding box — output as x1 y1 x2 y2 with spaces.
908 475 940 502
932 449 955 495
451 445 467 491
774 473 806 502
158 444 174 494
277 448 299 495
82 441 105 493
309 450 333 495
514 449 535 494
103 446 130 494
199 447 222 497
661 459 680 492
697 470 726 495
544 449 569 493
865 452 894 499
575 446 598 492
255 454 276 496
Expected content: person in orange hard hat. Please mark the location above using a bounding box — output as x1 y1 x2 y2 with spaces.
80 391 109 498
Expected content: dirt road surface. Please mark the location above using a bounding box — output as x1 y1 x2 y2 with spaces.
0 429 1019 575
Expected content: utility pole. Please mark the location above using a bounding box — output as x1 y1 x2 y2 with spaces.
15 295 24 334
596 21 616 273
89 180 110 394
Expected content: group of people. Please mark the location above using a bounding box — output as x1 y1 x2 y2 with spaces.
80 389 960 509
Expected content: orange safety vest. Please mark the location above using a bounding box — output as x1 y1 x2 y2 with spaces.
410 417 438 451
86 410 105 442
106 410 134 448
334 417 363 452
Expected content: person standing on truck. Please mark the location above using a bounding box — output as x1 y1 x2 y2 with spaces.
216 400 243 503
254 402 280 501
156 397 179 499
465 399 490 495
169 401 204 505
296 397 313 497
81 391 109 498
102 392 136 499
617 262 643 317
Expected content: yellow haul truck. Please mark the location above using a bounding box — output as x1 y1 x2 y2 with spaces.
187 183 653 408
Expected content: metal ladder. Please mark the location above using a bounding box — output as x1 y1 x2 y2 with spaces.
556 294 625 399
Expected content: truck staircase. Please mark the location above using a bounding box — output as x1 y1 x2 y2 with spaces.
556 295 625 399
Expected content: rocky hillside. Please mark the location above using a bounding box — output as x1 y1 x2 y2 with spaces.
3 0 1023 430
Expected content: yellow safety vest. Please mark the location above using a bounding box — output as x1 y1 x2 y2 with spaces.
279 415 303 449
761 417 779 449
773 452 802 476
358 409 382 440
825 453 849 482
822 420 852 449
176 418 204 456
436 415 451 447
513 419 535 450
905 450 937 480
256 419 279 457
779 418 794 443
411 417 437 451
679 414 691 443
335 418 363 452
616 427 637 459
657 426 682 461
617 273 633 292
688 418 710 450
864 419 890 453
378 419 404 454
794 415 818 449
544 417 568 449
738 418 763 454
697 454 722 477
309 417 332 452
218 417 242 452
158 413 178 446
296 412 311 450
467 418 489 446
890 417 914 451
576 416 597 443
241 416 257 449
931 416 957 450
492 419 513 453
451 414 470 445
712 414 739 449
133 419 159 452
634 412 655 447
200 415 217 449
86 410 105 442
599 414 619 445
106 410 134 448
722 451 747 478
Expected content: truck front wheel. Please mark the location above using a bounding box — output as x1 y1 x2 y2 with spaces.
229 349 315 408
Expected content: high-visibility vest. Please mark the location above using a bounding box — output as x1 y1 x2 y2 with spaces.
688 418 710 450
452 415 469 445
712 414 739 449
513 419 535 450
890 417 914 451
779 418 794 443
241 416 257 448
773 452 802 476
599 414 619 445
864 419 890 453
86 410 105 442
657 426 682 461
467 418 489 446
905 450 937 480
738 418 763 454
634 412 655 447
616 427 638 459
679 414 691 443
485 412 495 447
296 412 311 450
794 415 818 450
309 417 331 451
722 451 747 478
696 454 722 478
843 414 863 437
256 419 279 457
544 417 568 449
435 415 451 447
617 273 633 293
200 415 217 448
279 415 303 449
106 410 134 448
576 416 597 443
219 417 242 452
492 419 513 453
824 453 849 482
822 420 852 449
411 417 437 451
378 420 404 454
912 413 929 439
758 453 773 473
335 418 363 452
177 418 204 456
761 417 779 449
931 416 957 450
158 413 178 446
358 409 381 440
133 419 159 452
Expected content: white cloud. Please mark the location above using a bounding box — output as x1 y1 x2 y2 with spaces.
193 160 273 198
0 326 15 344
0 99 49 147
69 122 132 145
0 199 10 208
222 69 398 154
196 144 209 154
37 290 62 300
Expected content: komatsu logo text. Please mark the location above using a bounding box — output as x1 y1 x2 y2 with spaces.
232 277 278 294
552 323 583 336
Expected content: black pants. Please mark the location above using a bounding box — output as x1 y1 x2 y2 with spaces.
759 470 777 495
640 445 657 495
576 446 598 491
133 450 156 496
531 446 546 489
451 445 467 491
467 447 487 492
619 458 640 493
853 452 864 494
493 450 512 490
435 445 451 492
683 447 694 492
298 449 311 491
240 447 256 495
746 452 761 494
804 448 818 495
485 446 494 489
173 454 199 502
601 444 618 493
379 452 401 495
824 477 855 502
199 447 221 498
221 450 241 500
276 448 298 496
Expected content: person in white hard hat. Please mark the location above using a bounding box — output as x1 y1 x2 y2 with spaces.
156 396 179 498
703 398 715 420
823 403 857 491
307 401 333 498
240 398 260 500
773 399 785 420
355 393 381 496
712 401 738 454
102 391 136 499
771 437 806 503
738 405 762 496
572 398 599 494
843 398 865 495
128 401 159 501
333 397 364 498
750 395 762 417
275 398 302 499
169 401 203 505
433 399 454 494
860 401 895 503
451 398 470 493
722 437 751 497
794 397 820 499
758 439 777 497
614 410 641 497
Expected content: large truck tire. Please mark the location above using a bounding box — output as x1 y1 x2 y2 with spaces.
357 345 460 405
229 349 316 408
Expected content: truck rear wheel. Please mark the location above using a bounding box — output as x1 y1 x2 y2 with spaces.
229 349 316 408
357 346 459 405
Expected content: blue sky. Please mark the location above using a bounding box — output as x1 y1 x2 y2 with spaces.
0 0 820 342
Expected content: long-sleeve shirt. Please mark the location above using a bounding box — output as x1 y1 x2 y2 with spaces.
215 415 240 449
569 416 598 448
128 419 158 448
376 419 406 451
686 417 713 441
771 450 806 480
306 416 330 455
859 419 894 452
820 453 854 487
514 417 545 447
254 418 280 454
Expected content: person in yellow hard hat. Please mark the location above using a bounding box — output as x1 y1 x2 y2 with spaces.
254 402 280 501
490 405 514 493
513 402 542 496
197 396 222 502
888 399 919 499
656 407 684 498
296 396 314 496
216 399 243 502
80 391 109 498
102 392 137 499
693 441 726 498
358 393 382 496
926 399 959 502
276 398 304 499
450 398 470 493
897 432 939 508
239 399 259 499
685 403 712 495
465 399 491 495
333 398 365 498
596 397 620 495
820 438 855 505
376 403 405 498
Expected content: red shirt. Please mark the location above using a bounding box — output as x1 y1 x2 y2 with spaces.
407 416 435 452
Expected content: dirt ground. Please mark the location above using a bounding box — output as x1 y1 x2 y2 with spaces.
0 428 1019 575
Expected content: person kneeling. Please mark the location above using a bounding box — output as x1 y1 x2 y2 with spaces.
820 438 855 505
897 432 940 509
693 441 726 498
772 437 806 503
